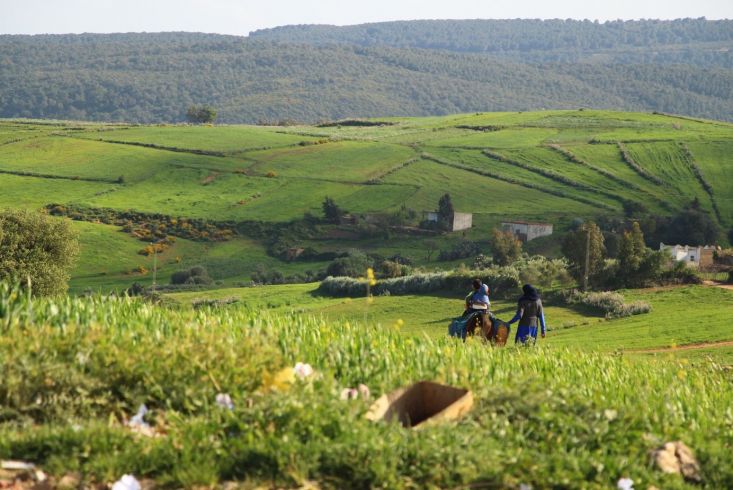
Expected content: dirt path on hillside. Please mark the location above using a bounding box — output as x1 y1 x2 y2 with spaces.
703 280 733 291
629 340 733 354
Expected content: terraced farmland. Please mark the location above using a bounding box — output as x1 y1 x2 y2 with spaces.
1 109 731 291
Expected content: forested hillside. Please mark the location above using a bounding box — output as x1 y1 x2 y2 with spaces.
252 18 733 66
1 19 732 123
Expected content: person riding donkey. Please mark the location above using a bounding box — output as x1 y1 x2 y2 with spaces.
464 278 491 338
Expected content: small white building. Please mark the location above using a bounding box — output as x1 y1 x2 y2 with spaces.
660 243 716 268
424 212 473 232
501 221 553 243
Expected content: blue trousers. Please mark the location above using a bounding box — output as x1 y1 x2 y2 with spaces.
515 325 538 345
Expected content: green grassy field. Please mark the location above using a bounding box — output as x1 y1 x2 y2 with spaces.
166 283 733 362
2 286 732 488
1 109 731 291
3 110 733 487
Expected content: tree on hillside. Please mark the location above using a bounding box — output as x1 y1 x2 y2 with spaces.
0 209 79 296
437 193 454 231
490 228 522 266
561 221 606 289
666 208 720 246
322 196 345 224
186 105 217 124
615 222 668 288
618 222 647 277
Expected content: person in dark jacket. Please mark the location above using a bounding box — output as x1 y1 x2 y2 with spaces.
507 284 546 344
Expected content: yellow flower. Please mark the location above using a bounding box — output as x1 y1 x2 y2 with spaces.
366 268 375 280
261 367 295 392
369 279 377 287
396 319 404 327
677 370 686 380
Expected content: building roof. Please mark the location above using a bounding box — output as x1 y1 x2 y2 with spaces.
501 220 553 226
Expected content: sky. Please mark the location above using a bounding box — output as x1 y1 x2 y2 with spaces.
1 0 732 36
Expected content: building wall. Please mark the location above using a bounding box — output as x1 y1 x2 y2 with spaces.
501 222 552 242
452 213 473 231
527 224 554 241
659 243 718 268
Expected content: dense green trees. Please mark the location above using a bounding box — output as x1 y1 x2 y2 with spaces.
0 209 79 296
252 19 733 67
186 105 217 124
1 27 732 123
437 194 454 231
322 197 344 224
561 222 606 287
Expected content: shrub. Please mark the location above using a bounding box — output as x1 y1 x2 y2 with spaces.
170 266 213 285
490 229 522 266
378 260 410 278
325 250 373 278
0 209 79 296
552 290 651 318
438 240 482 261
318 268 521 299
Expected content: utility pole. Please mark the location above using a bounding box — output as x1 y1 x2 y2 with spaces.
583 227 591 291
151 242 158 294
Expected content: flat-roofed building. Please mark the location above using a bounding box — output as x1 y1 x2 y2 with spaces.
501 221 553 242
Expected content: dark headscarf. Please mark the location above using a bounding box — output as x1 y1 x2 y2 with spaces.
518 284 540 302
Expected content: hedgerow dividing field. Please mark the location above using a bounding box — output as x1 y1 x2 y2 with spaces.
0 109 731 290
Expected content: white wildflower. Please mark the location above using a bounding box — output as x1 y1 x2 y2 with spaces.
617 477 634 490
111 474 141 490
293 362 314 379
340 388 359 400
519 484 533 490
357 383 370 399
128 404 149 429
215 393 234 410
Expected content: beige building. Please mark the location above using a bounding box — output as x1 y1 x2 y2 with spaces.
425 212 473 232
501 221 553 242
660 243 717 268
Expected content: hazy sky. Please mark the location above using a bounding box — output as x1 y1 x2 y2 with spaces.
2 0 732 35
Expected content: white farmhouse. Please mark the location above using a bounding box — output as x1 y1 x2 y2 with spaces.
501 221 553 242
659 243 716 268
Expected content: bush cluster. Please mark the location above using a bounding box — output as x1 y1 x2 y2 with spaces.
437 240 482 261
318 268 521 299
47 204 236 243
552 290 651 318
170 265 213 286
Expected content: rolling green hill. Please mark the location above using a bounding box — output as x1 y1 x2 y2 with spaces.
1 110 731 292
1 24 732 123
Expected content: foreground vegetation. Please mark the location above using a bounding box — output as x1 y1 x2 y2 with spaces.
1 284 732 488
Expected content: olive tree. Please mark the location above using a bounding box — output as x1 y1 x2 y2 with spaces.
0 209 80 296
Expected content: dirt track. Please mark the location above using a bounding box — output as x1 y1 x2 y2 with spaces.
629 340 733 354
702 280 733 291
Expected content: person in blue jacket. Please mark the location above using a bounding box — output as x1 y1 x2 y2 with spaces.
464 279 491 337
507 284 546 344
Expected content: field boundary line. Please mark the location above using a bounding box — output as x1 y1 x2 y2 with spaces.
677 142 723 223
0 168 119 184
616 142 666 186
481 149 626 206
627 340 733 354
422 153 615 210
